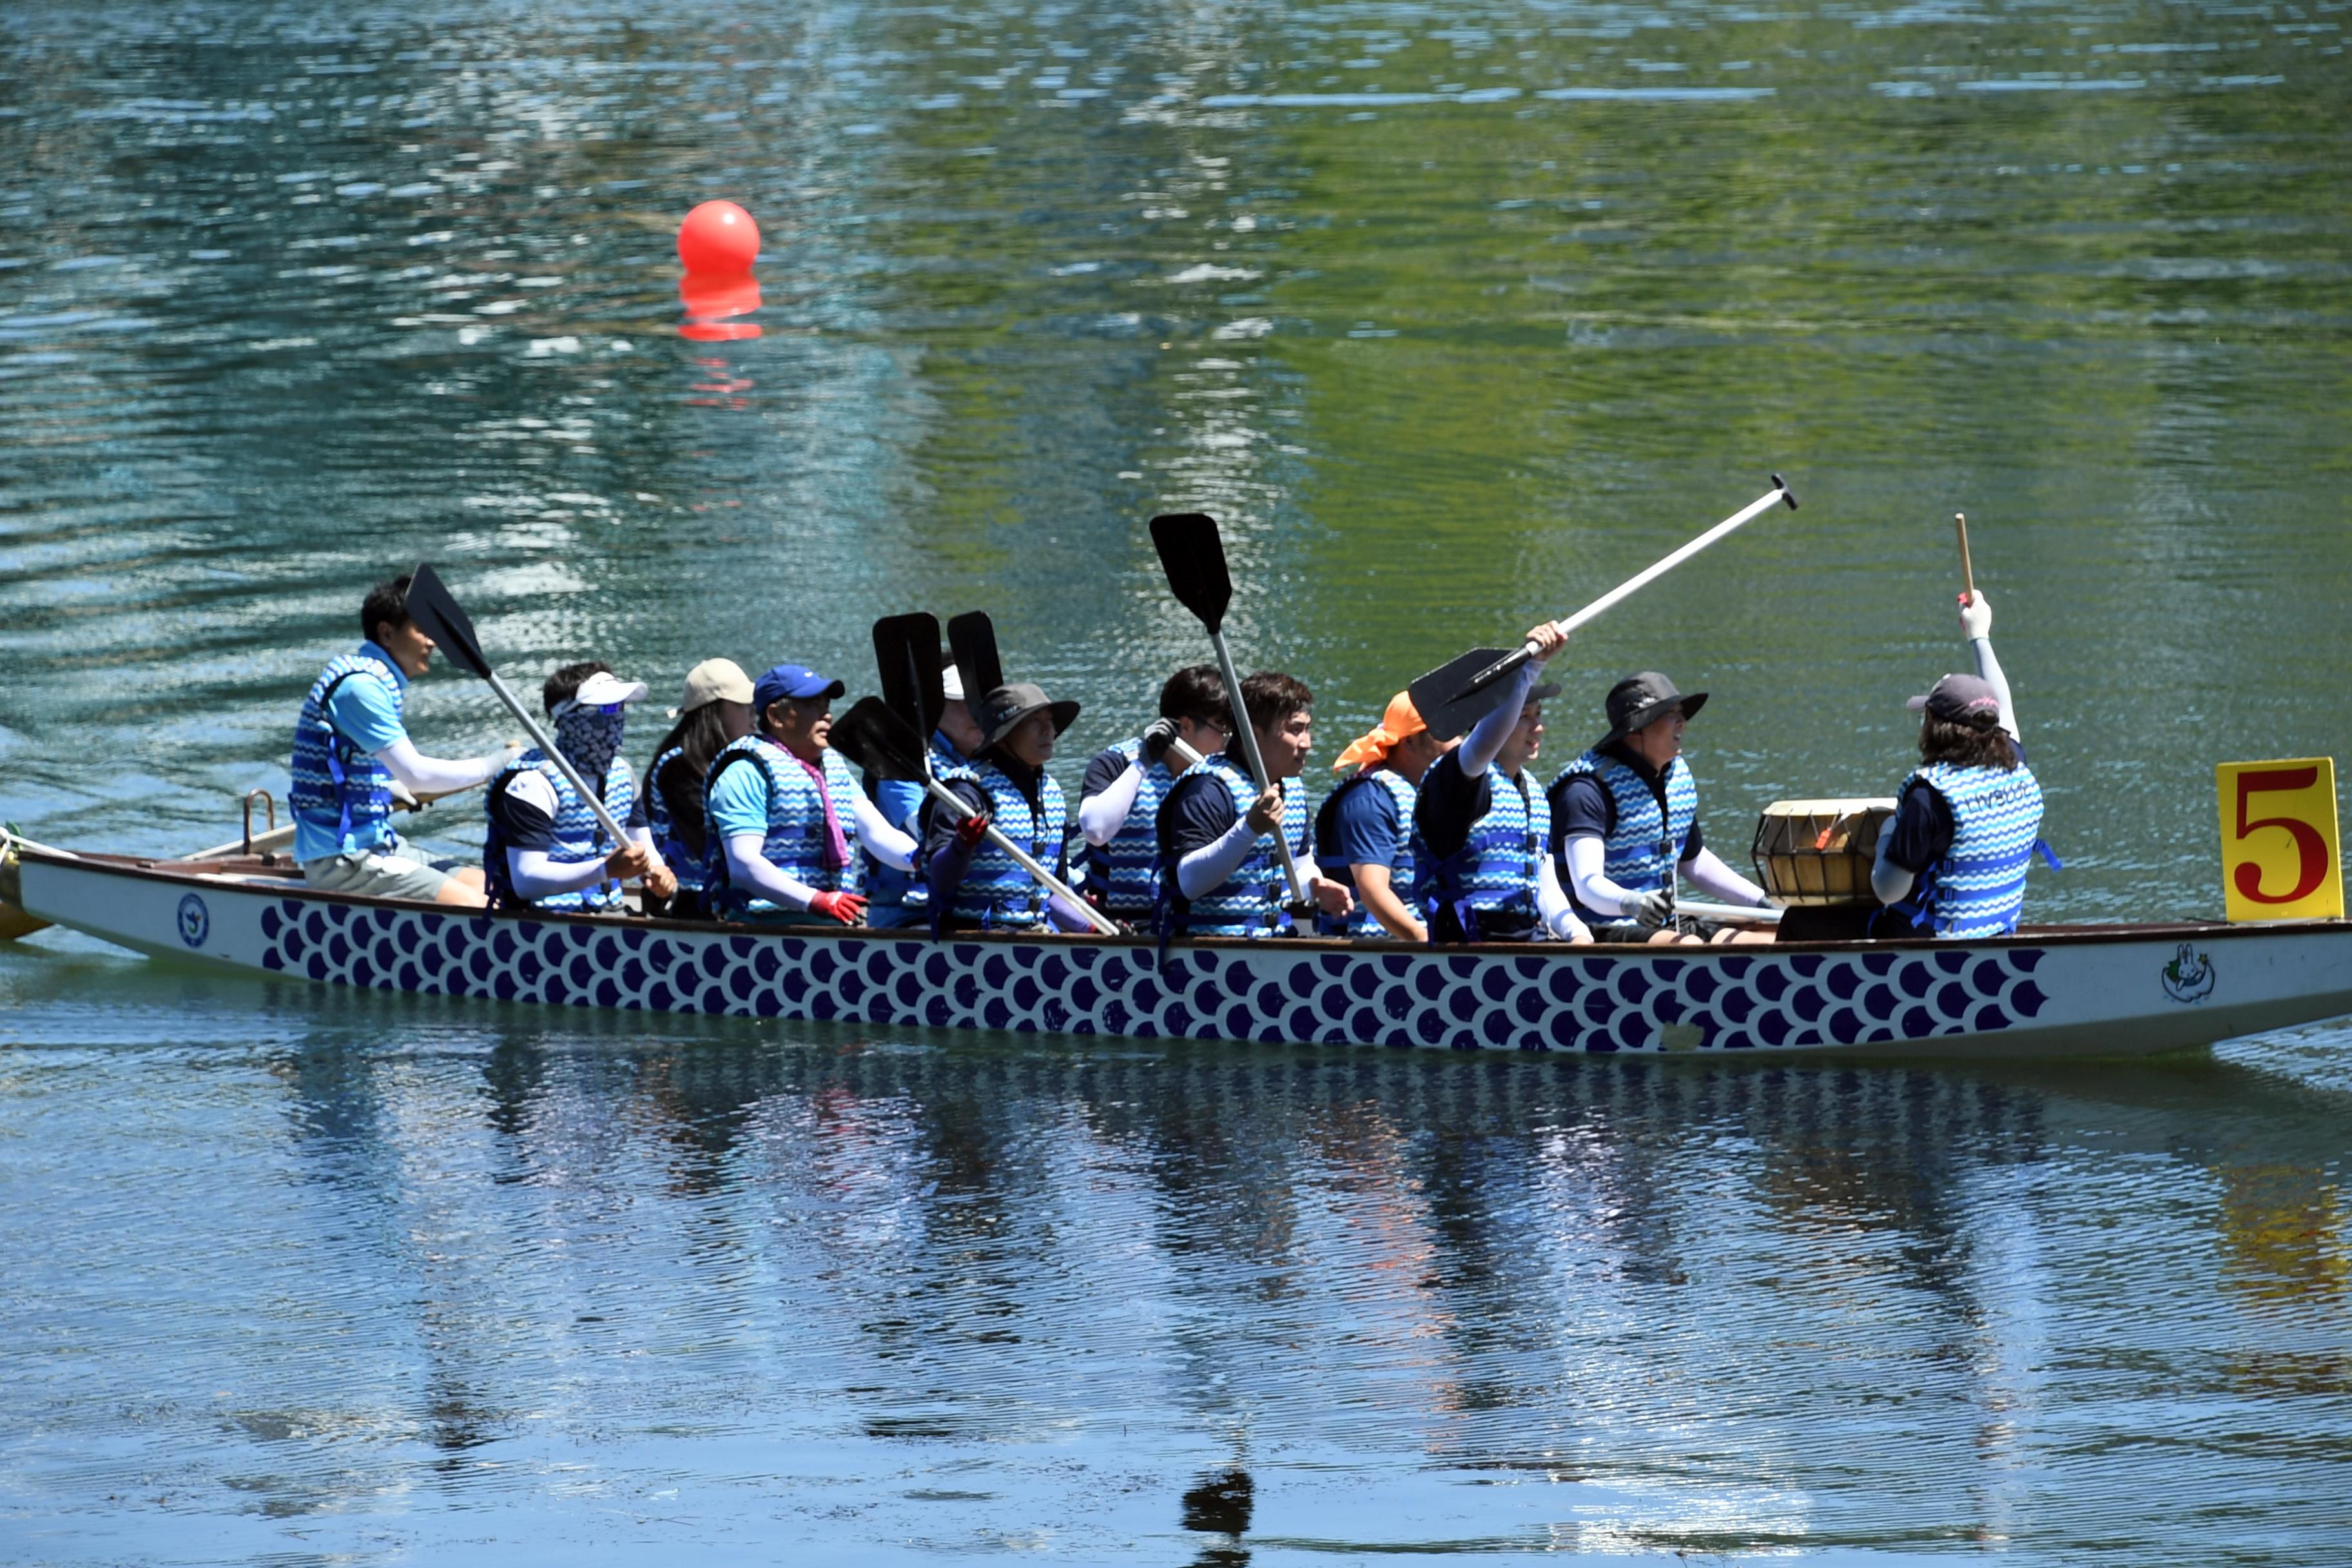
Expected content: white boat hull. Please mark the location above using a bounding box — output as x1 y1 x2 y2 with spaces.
15 849 2351 1059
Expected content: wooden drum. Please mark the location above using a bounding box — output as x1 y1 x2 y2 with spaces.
1750 799 1896 907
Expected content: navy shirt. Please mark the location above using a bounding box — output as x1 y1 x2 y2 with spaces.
487 765 649 852
1318 770 1407 869
1159 764 1243 861
1547 743 1704 866
1412 750 1495 862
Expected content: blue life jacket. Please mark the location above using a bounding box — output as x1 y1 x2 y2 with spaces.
1086 737 1183 920
946 760 1067 930
645 745 712 896
705 737 864 917
1876 761 2047 939
483 750 634 914
1315 767 1420 938
1158 756 1308 939
1551 749 1698 923
874 733 967 917
289 649 403 858
1416 766 1550 941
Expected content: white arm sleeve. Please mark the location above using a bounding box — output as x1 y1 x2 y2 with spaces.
724 832 818 912
1537 855 1587 941
1566 834 1638 919
507 847 616 903
1457 666 1533 781
375 737 505 797
1178 818 1259 901
629 824 665 869
1684 846 1767 906
1079 762 1142 847
850 791 917 872
1971 636 2019 741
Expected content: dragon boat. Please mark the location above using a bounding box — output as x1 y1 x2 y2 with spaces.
6 834 2347 1060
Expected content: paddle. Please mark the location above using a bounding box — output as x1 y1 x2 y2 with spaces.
402 562 630 845
829 696 1119 936
1954 512 1976 603
873 612 948 738
1147 513 1311 905
946 611 1004 705
1411 476 1799 741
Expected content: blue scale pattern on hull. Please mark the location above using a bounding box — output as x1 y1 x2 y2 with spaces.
254 899 2050 1053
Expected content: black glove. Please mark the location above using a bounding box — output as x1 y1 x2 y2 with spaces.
1141 717 1180 765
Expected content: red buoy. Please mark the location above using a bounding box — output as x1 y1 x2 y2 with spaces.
677 201 760 275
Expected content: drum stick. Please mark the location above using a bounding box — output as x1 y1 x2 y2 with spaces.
1954 512 1976 604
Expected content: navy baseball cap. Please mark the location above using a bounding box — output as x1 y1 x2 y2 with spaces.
752 663 846 713
1907 673 2001 727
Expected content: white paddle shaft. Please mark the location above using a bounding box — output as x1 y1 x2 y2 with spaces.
921 776 1120 936
1520 484 1791 660
1208 629 1312 905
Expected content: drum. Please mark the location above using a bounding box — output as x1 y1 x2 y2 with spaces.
1750 799 1896 906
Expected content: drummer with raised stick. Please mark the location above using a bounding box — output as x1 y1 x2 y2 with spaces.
1867 513 2054 939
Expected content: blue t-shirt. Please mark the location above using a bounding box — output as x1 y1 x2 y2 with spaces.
291 642 411 863
1320 772 1406 870
707 754 781 843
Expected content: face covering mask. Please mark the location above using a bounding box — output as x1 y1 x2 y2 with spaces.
551 703 628 798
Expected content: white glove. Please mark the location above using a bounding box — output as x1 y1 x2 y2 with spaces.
1959 591 1992 641
1625 889 1675 929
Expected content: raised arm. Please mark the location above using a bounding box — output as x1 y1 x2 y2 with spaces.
1960 592 2017 741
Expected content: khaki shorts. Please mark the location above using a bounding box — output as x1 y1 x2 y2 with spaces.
300 836 460 903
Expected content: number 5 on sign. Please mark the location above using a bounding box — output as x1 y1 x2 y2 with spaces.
2217 758 2344 922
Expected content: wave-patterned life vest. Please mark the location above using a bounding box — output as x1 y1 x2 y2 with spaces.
1551 749 1698 921
645 745 711 895
1088 737 1182 919
1416 766 1550 937
483 750 634 914
289 650 403 856
1316 767 1420 939
1160 756 1308 939
705 736 863 916
947 760 1068 930
1879 761 2046 939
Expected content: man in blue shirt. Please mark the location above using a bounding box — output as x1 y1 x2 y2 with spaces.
289 574 514 906
1315 691 1453 941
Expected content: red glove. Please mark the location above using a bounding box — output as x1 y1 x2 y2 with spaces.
808 890 867 926
954 811 990 848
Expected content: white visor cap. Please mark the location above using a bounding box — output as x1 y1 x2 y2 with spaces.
569 671 651 708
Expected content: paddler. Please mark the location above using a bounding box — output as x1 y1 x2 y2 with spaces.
1868 592 2050 937
289 574 514 908
703 663 917 926
1156 672 1354 939
1548 672 1775 945
642 658 756 919
1075 664 1229 925
866 659 988 930
919 681 1095 932
483 663 674 914
1314 691 1453 941
1411 625 1588 944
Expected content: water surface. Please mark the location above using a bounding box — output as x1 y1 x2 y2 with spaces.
3 0 2349 1558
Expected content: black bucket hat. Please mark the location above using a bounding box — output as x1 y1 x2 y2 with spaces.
1597 671 1707 749
975 681 1080 751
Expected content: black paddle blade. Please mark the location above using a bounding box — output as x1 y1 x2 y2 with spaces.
872 612 945 736
1771 473 1799 510
947 611 1003 700
828 696 928 784
402 562 493 682
1148 513 1231 634
1409 647 1516 743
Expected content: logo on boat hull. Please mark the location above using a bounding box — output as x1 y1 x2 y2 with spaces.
177 892 209 949
2160 942 2213 1004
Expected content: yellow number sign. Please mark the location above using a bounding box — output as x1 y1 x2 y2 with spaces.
2216 758 2344 922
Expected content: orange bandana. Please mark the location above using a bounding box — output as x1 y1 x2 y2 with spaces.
1332 691 1427 772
